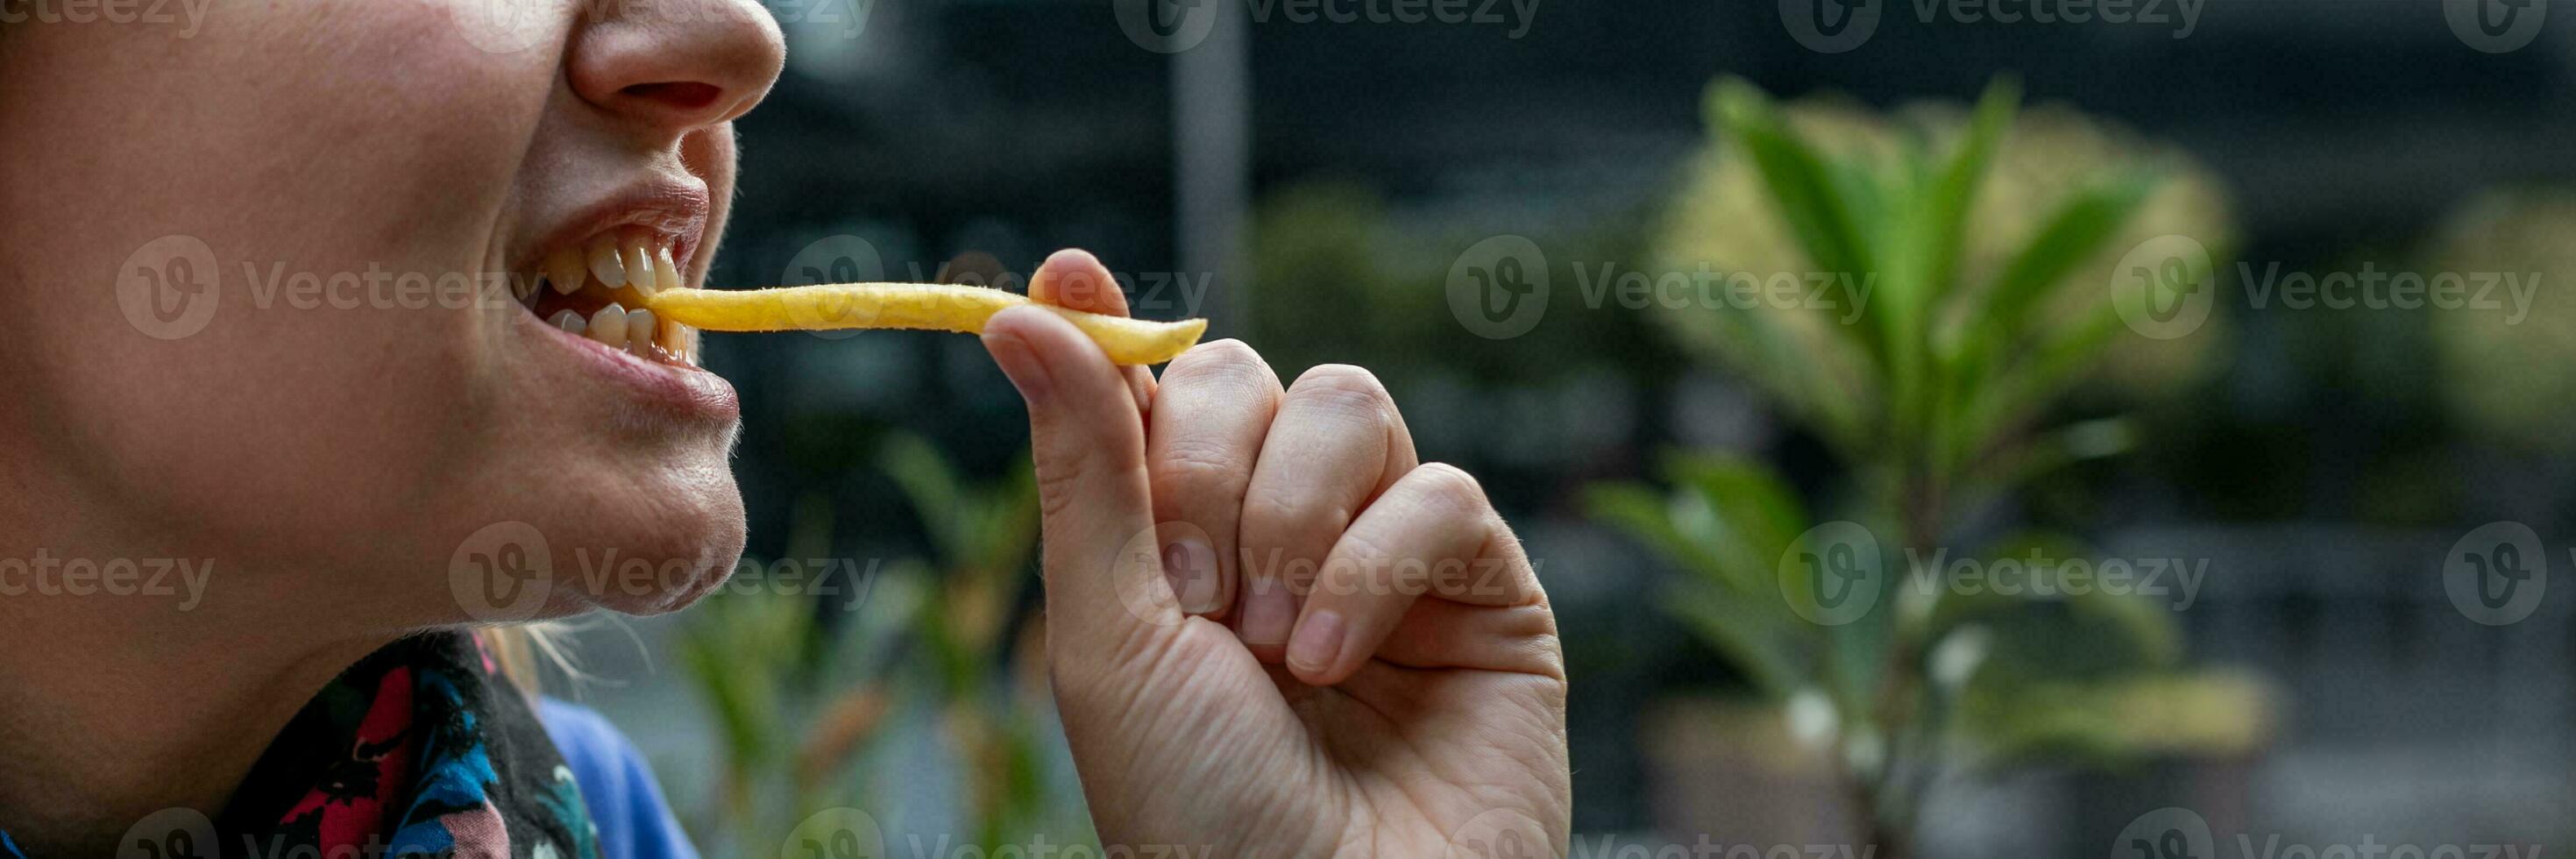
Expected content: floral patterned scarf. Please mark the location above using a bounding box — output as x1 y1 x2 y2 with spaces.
3 630 600 859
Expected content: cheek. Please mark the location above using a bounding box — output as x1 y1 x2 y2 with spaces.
0 2 561 564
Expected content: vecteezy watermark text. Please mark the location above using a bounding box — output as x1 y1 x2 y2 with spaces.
1781 0 2203 53
0 550 213 611
1776 522 2209 626
0 0 212 37
1115 0 1540 53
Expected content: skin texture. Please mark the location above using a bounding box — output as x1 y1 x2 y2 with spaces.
985 252 1571 857
0 4 1570 855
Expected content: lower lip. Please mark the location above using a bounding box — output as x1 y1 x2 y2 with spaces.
517 309 738 421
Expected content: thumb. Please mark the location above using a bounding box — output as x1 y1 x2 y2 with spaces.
982 303 1179 676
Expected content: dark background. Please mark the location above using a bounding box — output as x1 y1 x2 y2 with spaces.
564 2 2576 855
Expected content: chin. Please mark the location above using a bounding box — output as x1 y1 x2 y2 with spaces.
567 465 749 617
437 447 749 625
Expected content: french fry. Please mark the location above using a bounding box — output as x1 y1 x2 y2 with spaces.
645 284 1210 366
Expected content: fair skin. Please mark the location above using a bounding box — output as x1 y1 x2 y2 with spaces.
0 2 1566 856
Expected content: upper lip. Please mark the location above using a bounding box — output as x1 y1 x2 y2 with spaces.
519 175 711 283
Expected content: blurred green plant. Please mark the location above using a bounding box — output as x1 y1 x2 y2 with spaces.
2428 188 2576 455
1591 78 2265 857
1249 178 1676 384
678 434 1089 856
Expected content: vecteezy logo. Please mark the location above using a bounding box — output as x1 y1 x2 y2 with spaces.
1779 521 1883 626
782 807 884 859
117 235 221 340
1112 522 1194 627
2446 0 2548 53
117 807 217 859
780 234 887 339
450 0 559 54
1780 0 1880 53
2110 806 2214 859
2111 234 2218 340
1116 0 1219 53
785 0 875 40
2445 520 2548 626
1446 235 1550 340
1444 807 1555 859
450 521 554 622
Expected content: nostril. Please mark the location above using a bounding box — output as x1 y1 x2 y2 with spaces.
622 82 723 113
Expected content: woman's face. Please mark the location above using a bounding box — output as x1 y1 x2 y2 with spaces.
0 1 784 625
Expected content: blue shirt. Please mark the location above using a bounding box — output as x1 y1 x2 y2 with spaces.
538 699 701 859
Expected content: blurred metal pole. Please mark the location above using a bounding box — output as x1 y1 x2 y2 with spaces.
1172 0 1251 336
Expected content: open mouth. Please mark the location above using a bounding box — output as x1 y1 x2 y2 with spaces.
513 227 700 368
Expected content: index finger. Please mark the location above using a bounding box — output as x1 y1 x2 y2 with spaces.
1030 248 1154 411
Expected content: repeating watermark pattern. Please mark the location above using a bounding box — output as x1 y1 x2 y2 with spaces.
778 235 1215 338
2109 807 2215 859
451 0 862 54
1447 807 1557 859
113 236 536 341
1445 237 1876 340
778 809 1211 859
2111 235 2542 340
2445 0 2548 53
451 521 555 623
784 807 885 859
1116 0 1539 53
770 0 873 39
2110 234 2218 341
0 0 211 37
2112 806 2544 859
1782 0 2203 53
117 235 223 340
1112 522 1536 624
1778 522 2210 626
1449 235 1552 340
449 0 561 54
2443 520 2549 627
891 835 1212 859
779 234 891 339
1570 262 1875 325
1910 545 2207 611
1779 521 1887 627
116 807 216 859
448 522 888 621
0 550 213 611
1778 0 1881 53
1565 837 1877 859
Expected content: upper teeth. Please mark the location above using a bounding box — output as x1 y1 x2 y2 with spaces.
533 231 699 366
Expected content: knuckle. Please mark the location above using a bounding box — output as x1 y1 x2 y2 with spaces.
1238 484 1350 549
1407 462 1487 510
1285 365 1394 423
1162 341 1281 406
1167 338 1271 387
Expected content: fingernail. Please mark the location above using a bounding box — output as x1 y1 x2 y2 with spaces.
983 328 1053 403
1161 536 1219 614
1287 609 1345 676
1238 577 1296 647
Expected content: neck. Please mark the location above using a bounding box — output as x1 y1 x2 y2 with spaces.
0 463 399 855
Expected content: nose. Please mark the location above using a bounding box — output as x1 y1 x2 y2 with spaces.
568 0 787 134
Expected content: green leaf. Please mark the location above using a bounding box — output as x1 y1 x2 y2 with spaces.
1713 78 1884 365
1920 77 2020 314
1666 452 1812 592
1953 671 2273 770
1919 531 2186 671
1667 581 1810 698
1973 171 2158 346
1585 483 1737 588
878 432 965 559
